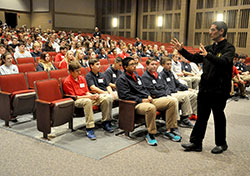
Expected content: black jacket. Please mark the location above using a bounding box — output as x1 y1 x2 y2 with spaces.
104 65 122 85
160 69 188 93
116 72 149 104
179 39 235 96
141 70 171 98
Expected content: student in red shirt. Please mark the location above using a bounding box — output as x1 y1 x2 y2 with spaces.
54 46 67 62
63 61 113 140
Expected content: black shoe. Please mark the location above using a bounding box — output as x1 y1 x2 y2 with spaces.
171 128 181 136
178 118 194 128
240 95 249 100
102 121 114 133
211 144 228 154
181 142 202 152
10 118 18 122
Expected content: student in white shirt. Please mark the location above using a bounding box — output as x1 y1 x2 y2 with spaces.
14 42 32 61
0 52 19 75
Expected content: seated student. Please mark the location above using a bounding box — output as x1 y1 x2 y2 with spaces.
36 52 57 72
98 48 108 60
180 56 200 90
160 57 198 124
116 57 180 146
231 55 248 99
104 57 122 90
54 46 67 62
0 52 19 75
235 54 250 85
85 58 118 100
31 42 42 57
13 42 32 60
43 41 55 52
171 50 193 89
63 61 113 140
59 50 75 69
75 49 88 67
0 44 6 57
141 57 182 141
132 53 144 69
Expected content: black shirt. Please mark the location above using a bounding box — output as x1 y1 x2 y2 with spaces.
141 70 171 98
160 69 188 93
85 71 109 91
235 61 247 72
181 62 192 72
104 65 122 85
116 72 149 104
179 39 235 96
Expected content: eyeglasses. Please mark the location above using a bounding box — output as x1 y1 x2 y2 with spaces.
128 63 136 66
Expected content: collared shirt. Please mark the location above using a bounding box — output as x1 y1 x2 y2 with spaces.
235 61 247 72
172 60 182 74
63 74 89 96
0 64 19 75
54 53 65 62
116 71 149 104
181 61 192 72
141 70 171 98
85 71 108 91
160 69 188 93
104 65 122 85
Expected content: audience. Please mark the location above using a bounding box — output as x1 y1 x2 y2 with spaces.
0 52 19 75
36 52 57 71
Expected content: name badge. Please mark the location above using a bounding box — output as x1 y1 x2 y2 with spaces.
158 76 161 79
166 78 171 82
98 79 104 83
113 74 116 78
61 56 64 58
80 83 85 88
236 66 239 69
185 65 188 68
137 79 142 85
152 80 156 84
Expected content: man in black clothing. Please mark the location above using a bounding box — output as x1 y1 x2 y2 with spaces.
171 21 235 154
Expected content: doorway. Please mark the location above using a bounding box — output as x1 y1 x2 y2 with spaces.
5 12 17 28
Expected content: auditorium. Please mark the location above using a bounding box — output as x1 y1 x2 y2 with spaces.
0 0 250 175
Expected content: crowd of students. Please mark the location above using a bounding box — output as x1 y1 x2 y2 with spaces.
0 25 249 145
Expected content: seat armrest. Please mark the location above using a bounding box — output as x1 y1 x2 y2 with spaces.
35 99 51 134
0 91 11 121
118 99 136 132
64 94 77 100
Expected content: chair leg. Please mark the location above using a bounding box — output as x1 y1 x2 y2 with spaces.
43 132 48 139
5 120 9 127
69 119 73 131
33 111 36 120
125 131 130 137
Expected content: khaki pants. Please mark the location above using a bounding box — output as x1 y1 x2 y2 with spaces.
231 77 246 96
180 76 200 90
135 96 178 134
240 74 250 84
171 92 193 116
75 94 113 129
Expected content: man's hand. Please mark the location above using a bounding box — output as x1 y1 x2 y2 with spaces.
89 94 99 100
199 43 207 57
148 96 153 103
171 38 184 51
142 98 150 103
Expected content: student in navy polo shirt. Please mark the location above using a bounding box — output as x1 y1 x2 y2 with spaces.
141 57 182 142
63 61 113 140
160 57 198 124
85 58 118 100
116 57 179 146
104 57 122 91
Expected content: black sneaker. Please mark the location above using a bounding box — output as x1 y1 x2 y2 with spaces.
171 128 181 136
102 121 114 133
240 95 249 100
178 118 194 128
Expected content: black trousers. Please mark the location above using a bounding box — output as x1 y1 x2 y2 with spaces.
190 92 228 146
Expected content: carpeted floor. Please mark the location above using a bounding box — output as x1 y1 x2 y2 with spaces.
0 93 250 176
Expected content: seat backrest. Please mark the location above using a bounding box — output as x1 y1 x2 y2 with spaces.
53 61 60 69
16 57 36 65
108 58 115 64
49 69 69 80
81 67 88 76
99 59 109 65
101 65 110 72
17 63 36 73
25 71 49 89
0 73 28 93
136 68 144 76
140 57 148 62
34 79 62 102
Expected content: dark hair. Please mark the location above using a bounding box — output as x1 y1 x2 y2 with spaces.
234 53 239 58
40 52 49 61
1 52 12 60
114 57 122 63
160 56 172 66
239 54 247 59
122 57 134 71
88 58 99 68
212 21 228 37
60 46 66 51
146 57 157 65
69 61 81 72
17 41 25 47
